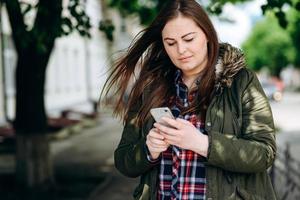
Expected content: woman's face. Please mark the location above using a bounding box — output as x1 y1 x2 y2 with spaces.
162 15 208 77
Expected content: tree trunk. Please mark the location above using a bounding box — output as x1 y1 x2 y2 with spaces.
14 51 47 132
3 0 64 191
16 134 53 189
14 47 53 188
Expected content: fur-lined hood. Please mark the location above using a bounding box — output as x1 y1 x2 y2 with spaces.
215 43 246 88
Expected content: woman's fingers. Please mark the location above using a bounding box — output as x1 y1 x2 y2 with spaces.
160 117 181 129
148 129 164 139
161 117 192 128
162 116 192 126
148 144 168 152
149 137 168 146
147 128 169 148
153 123 179 145
159 132 179 145
154 122 178 136
175 117 192 125
146 140 168 152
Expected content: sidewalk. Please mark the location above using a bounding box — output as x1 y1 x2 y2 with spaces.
52 109 138 200
0 109 138 200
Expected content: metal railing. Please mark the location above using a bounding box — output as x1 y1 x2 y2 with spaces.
270 143 300 200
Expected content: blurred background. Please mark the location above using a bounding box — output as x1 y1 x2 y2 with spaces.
0 0 299 199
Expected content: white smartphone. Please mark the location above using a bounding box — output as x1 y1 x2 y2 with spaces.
150 107 175 127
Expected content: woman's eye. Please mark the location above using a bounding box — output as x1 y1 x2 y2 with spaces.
185 38 194 42
167 43 176 46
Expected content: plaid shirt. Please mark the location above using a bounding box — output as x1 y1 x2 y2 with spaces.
157 70 207 200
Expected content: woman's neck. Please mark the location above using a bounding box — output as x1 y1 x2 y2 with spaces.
182 73 201 90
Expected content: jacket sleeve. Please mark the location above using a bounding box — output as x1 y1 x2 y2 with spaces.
206 70 276 173
114 102 159 178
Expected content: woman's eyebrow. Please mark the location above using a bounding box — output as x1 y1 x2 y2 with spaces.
163 32 196 41
182 32 196 38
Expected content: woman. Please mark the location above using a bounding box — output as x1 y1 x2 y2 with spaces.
102 0 277 199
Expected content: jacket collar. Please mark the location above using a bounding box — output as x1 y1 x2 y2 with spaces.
215 43 246 88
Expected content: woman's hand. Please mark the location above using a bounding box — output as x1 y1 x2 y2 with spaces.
154 117 209 157
146 128 170 160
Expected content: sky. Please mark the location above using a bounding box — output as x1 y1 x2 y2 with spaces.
212 0 265 47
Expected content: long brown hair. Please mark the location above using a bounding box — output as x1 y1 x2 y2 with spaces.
102 0 219 126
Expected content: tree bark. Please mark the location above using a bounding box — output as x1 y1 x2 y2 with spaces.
16 134 53 189
14 48 48 133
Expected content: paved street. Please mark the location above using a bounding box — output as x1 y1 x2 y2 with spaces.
51 109 138 200
270 92 300 133
88 167 138 200
270 92 300 160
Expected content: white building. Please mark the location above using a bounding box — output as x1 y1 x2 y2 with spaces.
44 0 109 114
0 2 5 125
0 0 132 124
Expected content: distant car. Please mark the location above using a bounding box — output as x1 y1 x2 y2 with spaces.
261 82 283 101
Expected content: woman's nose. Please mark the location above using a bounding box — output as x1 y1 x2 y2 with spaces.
177 42 187 54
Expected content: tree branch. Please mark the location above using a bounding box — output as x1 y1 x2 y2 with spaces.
30 0 63 53
3 0 28 53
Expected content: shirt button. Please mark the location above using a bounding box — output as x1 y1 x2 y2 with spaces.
206 122 211 127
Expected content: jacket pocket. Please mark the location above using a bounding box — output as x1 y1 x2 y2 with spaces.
235 186 265 200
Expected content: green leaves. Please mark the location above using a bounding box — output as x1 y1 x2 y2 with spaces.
206 0 251 15
61 17 73 36
107 0 164 25
296 1 300 10
207 2 223 15
287 6 300 67
20 1 34 16
60 0 91 38
242 14 296 76
260 0 293 28
99 19 115 41
206 0 299 29
275 10 288 28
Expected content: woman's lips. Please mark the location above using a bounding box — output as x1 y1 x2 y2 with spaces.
179 55 193 62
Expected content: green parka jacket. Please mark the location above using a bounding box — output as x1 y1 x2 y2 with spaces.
114 43 277 200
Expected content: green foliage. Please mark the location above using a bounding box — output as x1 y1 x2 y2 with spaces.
287 7 300 68
242 14 295 76
107 0 166 25
60 0 92 38
20 1 35 17
207 0 251 15
99 19 115 41
208 0 300 28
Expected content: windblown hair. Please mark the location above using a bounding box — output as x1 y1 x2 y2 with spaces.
102 0 219 126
